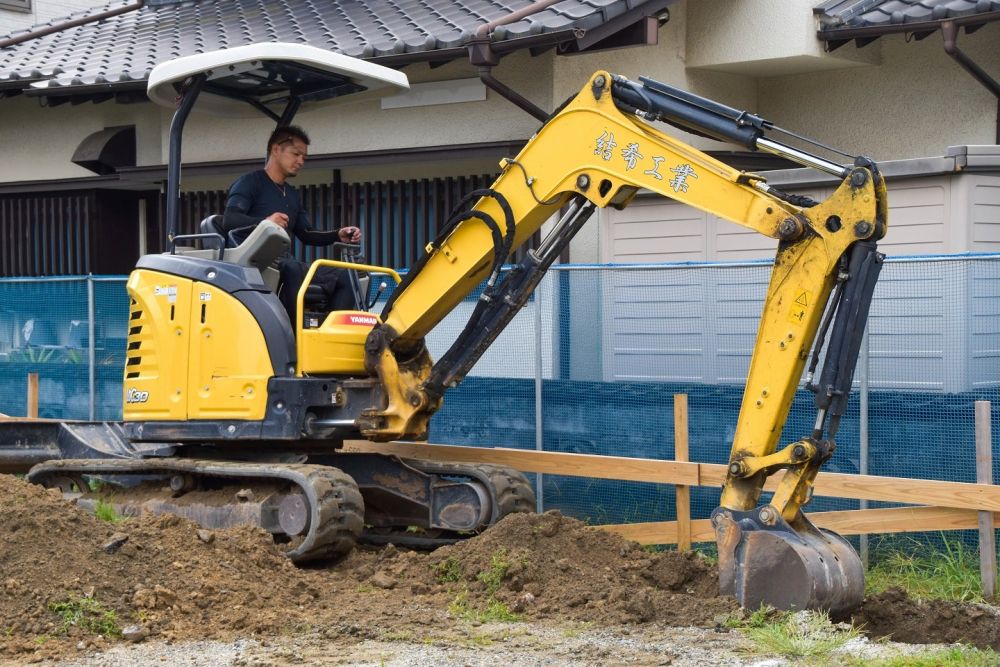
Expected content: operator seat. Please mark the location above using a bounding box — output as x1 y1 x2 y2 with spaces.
178 216 287 292
199 215 228 245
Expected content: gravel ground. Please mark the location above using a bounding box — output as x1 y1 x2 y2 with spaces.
29 621 949 667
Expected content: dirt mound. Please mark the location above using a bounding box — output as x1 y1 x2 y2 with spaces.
854 587 1000 650
407 511 733 626
0 475 330 660
26 473 1000 662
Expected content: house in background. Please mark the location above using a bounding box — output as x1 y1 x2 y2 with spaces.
0 0 997 276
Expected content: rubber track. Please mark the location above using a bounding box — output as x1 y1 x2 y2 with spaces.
27 458 364 563
360 460 536 548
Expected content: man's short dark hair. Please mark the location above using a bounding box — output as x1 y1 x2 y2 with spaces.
267 125 310 154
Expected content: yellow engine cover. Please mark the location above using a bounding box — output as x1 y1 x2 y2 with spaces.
299 310 378 375
123 269 273 421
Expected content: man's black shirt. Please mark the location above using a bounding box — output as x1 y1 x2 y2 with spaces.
223 170 337 248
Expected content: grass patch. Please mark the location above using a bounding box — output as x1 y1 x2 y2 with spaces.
49 596 120 637
433 557 462 584
93 499 125 524
560 621 594 638
448 589 522 623
444 548 523 623
476 549 511 596
724 604 781 630
740 610 858 659
848 646 1000 666
866 536 985 602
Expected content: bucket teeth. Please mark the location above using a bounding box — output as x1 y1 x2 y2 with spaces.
713 506 864 616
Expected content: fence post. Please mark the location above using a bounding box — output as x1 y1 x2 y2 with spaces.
87 275 96 421
534 280 544 513
674 393 691 551
859 328 870 568
26 372 38 418
975 400 996 599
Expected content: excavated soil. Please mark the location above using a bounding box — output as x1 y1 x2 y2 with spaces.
1 473 997 663
853 587 1000 649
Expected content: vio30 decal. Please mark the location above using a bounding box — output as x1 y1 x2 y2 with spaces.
593 131 699 194
126 388 150 403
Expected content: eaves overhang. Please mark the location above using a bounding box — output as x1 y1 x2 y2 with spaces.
0 0 674 104
815 1 1000 49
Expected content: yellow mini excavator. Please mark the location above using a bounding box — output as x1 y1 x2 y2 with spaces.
2 43 886 615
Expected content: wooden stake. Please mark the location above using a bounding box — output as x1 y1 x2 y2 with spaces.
26 373 38 419
976 400 996 600
674 394 691 551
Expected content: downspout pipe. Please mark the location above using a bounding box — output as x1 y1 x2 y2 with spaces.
477 65 549 122
941 20 1000 143
470 1 563 122
0 1 144 49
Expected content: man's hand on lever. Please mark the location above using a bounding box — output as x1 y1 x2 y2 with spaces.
338 226 362 243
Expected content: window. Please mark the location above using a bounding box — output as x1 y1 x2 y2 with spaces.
0 0 30 11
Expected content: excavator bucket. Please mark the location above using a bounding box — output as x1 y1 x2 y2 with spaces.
713 507 864 616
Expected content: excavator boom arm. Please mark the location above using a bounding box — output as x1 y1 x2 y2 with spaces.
361 70 886 614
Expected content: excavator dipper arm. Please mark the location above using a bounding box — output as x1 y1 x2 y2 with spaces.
360 70 887 614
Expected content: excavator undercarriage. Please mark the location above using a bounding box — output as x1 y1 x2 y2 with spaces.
3 420 534 562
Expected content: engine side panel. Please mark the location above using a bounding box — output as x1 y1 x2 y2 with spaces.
124 270 193 420
187 282 272 420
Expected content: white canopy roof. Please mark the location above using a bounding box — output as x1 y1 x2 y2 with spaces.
147 42 409 117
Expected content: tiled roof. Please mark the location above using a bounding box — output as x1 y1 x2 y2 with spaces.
0 0 668 94
815 0 1000 31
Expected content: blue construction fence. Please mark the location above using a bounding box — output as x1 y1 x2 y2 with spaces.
1 255 998 543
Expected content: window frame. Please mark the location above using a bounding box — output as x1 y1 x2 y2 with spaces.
0 0 31 12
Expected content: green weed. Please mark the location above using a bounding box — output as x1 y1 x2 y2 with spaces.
561 621 595 638
848 646 1000 667
476 549 511 596
448 589 522 623
48 596 120 637
741 610 858 659
433 557 462 584
724 604 783 630
444 548 523 623
93 499 124 524
867 536 985 602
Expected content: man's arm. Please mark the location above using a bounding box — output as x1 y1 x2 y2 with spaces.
224 173 288 231
290 207 362 246
222 207 263 231
295 226 363 246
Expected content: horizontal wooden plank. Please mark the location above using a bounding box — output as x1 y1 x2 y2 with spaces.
599 507 994 546
345 442 1000 513
700 463 1000 513
343 441 701 485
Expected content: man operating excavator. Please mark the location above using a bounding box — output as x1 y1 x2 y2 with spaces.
223 124 362 323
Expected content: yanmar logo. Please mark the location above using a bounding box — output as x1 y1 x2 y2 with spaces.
125 388 149 403
335 314 378 327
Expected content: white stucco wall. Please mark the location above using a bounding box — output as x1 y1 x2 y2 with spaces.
685 0 879 75
757 23 1000 161
0 94 161 181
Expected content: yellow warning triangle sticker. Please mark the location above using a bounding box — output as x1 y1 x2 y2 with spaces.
795 292 809 307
